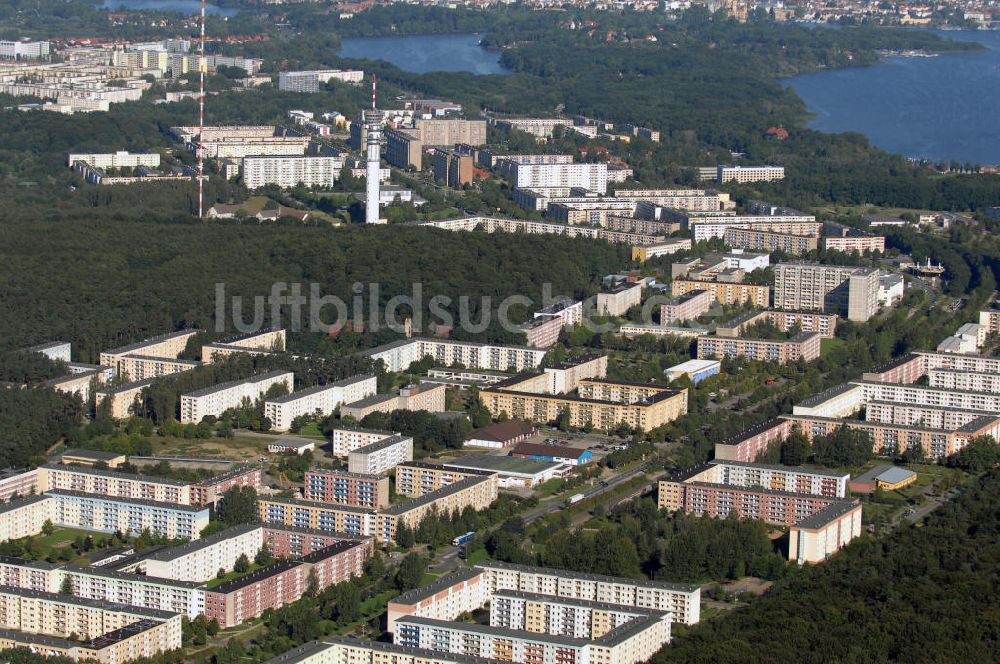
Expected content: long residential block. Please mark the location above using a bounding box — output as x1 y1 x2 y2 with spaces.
671 279 770 307
387 568 488 633
180 370 294 423
696 331 822 364
476 561 701 626
330 426 397 456
47 490 209 540
99 330 199 374
265 374 376 432
394 462 494 498
0 587 182 664
365 338 546 374
38 464 192 505
204 540 369 628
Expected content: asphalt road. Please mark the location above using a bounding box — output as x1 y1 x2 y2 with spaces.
520 462 651 524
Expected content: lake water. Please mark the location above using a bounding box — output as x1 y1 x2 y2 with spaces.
338 32 507 75
785 29 1000 164
100 0 240 16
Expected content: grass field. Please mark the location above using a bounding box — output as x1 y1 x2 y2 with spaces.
148 434 268 460
296 423 328 440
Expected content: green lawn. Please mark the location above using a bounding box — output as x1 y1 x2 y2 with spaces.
205 563 264 589
296 422 328 440
820 337 846 354
464 548 490 566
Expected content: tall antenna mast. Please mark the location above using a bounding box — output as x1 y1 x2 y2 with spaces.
371 73 376 110
197 0 206 218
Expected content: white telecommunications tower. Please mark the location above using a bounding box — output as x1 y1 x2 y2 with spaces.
363 75 385 224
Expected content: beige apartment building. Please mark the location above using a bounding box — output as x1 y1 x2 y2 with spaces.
94 377 157 419
724 227 819 255
394 462 494 498
661 289 713 324
116 355 201 382
480 380 687 432
0 496 55 542
99 329 199 374
37 464 191 505
671 279 770 307
0 588 182 664
339 383 446 421
696 332 822 364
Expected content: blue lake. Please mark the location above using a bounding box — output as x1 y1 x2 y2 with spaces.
99 0 240 16
338 32 508 75
784 29 1000 164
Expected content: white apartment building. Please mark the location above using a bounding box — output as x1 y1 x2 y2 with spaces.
706 460 848 498
278 69 364 92
265 374 377 432
66 151 160 169
509 162 608 194
366 339 546 374
494 118 573 139
242 155 346 189
180 371 293 424
47 490 209 540
852 380 1000 414
330 427 397 457
596 282 644 317
143 524 263 582
717 165 785 183
347 434 414 475
722 251 769 272
0 496 55 542
386 568 488 633
534 296 583 327
476 561 701 626
63 566 206 619
690 215 817 241
490 590 657 639
0 39 50 60
927 368 1000 394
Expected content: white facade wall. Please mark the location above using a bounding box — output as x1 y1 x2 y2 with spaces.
510 162 608 194
348 435 414 475
143 526 263 582
180 371 293 424
243 155 346 189
265 375 377 432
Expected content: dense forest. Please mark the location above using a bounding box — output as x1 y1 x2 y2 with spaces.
654 468 1000 663
0 218 628 357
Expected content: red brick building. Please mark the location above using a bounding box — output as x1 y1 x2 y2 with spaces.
190 466 261 507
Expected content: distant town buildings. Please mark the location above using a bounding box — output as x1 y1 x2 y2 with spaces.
278 69 364 92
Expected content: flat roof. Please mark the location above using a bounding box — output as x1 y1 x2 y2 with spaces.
41 463 190 487
207 558 301 594
59 448 125 461
511 442 589 459
444 454 561 476
122 354 201 365
389 567 483 606
485 387 683 408
305 468 382 481
102 329 197 356
144 523 261 562
266 374 374 404
184 370 291 398
45 489 208 513
259 495 376 515
793 500 860 530
262 641 337 664
395 615 590 648
465 419 536 443
342 392 397 410
98 376 159 395
0 585 178 620
667 359 721 373
796 383 859 408
63 564 203 589
853 379 1000 399
351 433 412 456
492 589 657 616
476 560 699 593
711 459 848 479
321 636 510 664
381 476 495 517
0 494 53 515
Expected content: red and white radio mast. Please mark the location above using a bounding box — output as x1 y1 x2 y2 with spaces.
197 0 206 218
